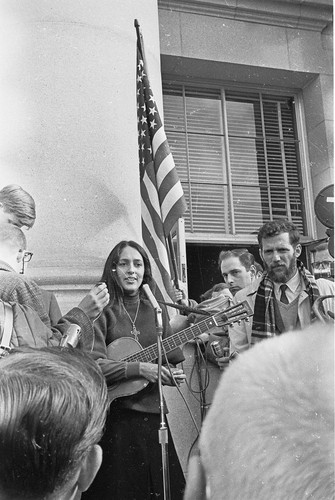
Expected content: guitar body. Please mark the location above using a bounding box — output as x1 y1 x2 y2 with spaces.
107 337 149 403
105 301 253 404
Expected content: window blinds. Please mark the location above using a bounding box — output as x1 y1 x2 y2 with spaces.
163 84 306 237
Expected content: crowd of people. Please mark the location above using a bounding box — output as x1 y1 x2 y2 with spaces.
0 183 334 499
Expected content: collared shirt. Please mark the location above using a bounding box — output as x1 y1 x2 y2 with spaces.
273 270 304 303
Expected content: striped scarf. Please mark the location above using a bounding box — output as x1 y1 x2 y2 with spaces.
251 260 320 345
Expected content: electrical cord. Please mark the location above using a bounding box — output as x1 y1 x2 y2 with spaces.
161 338 201 435
160 335 218 441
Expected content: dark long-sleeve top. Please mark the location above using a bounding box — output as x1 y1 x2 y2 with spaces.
92 293 185 413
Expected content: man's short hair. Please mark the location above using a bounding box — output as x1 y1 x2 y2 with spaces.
257 219 300 248
200 324 334 500
0 223 26 252
0 185 36 229
0 347 108 500
218 248 255 271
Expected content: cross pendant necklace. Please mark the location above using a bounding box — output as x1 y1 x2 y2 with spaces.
122 300 141 341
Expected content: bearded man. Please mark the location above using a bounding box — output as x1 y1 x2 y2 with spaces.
229 219 334 353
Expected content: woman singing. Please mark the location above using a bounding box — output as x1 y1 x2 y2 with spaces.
83 240 186 500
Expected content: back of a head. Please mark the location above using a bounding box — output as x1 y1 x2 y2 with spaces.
200 323 334 500
0 185 36 229
0 347 108 500
0 223 26 255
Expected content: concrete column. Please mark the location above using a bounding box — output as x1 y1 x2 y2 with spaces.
0 0 162 309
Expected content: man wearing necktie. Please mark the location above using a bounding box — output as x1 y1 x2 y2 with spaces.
229 219 334 352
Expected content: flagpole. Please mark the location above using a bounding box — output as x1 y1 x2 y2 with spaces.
134 18 145 63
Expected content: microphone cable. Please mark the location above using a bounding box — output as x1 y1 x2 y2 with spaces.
160 337 201 436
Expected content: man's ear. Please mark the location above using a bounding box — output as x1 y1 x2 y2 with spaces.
295 244 302 258
16 249 24 263
249 265 257 279
76 444 102 493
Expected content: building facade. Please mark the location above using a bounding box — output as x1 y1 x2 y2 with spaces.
0 0 333 473
159 0 333 299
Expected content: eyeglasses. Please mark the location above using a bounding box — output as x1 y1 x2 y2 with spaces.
312 260 332 269
23 251 33 262
20 251 33 275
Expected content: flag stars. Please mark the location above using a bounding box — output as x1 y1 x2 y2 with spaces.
149 107 157 116
140 130 146 138
141 116 147 125
150 120 157 129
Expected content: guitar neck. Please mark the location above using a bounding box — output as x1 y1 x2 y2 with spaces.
122 314 219 364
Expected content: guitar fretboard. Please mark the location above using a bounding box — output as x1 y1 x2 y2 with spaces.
122 314 219 363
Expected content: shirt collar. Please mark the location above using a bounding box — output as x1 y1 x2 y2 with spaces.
0 260 16 273
273 270 301 294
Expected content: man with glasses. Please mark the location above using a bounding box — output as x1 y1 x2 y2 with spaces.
0 223 109 350
0 184 64 325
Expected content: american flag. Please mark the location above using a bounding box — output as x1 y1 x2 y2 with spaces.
136 25 187 303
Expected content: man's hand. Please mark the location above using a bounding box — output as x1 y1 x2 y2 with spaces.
77 282 110 321
216 347 230 370
172 279 189 306
216 349 239 370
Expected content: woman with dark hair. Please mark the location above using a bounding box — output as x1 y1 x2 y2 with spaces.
84 240 186 500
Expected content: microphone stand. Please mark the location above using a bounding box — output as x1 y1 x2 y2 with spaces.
154 303 171 500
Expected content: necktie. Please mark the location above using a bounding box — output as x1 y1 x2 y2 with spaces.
279 284 289 304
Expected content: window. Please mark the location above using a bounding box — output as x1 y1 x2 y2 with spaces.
163 84 307 240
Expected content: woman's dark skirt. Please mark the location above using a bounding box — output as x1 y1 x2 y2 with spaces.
82 407 185 500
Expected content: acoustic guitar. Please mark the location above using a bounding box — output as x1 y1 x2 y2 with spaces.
106 300 253 403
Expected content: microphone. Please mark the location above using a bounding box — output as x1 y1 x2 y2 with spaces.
158 300 211 316
59 324 82 348
142 284 161 310
142 284 163 333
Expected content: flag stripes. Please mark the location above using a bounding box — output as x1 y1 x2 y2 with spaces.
136 24 187 303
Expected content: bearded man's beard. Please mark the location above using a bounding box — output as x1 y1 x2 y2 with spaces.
266 257 297 283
